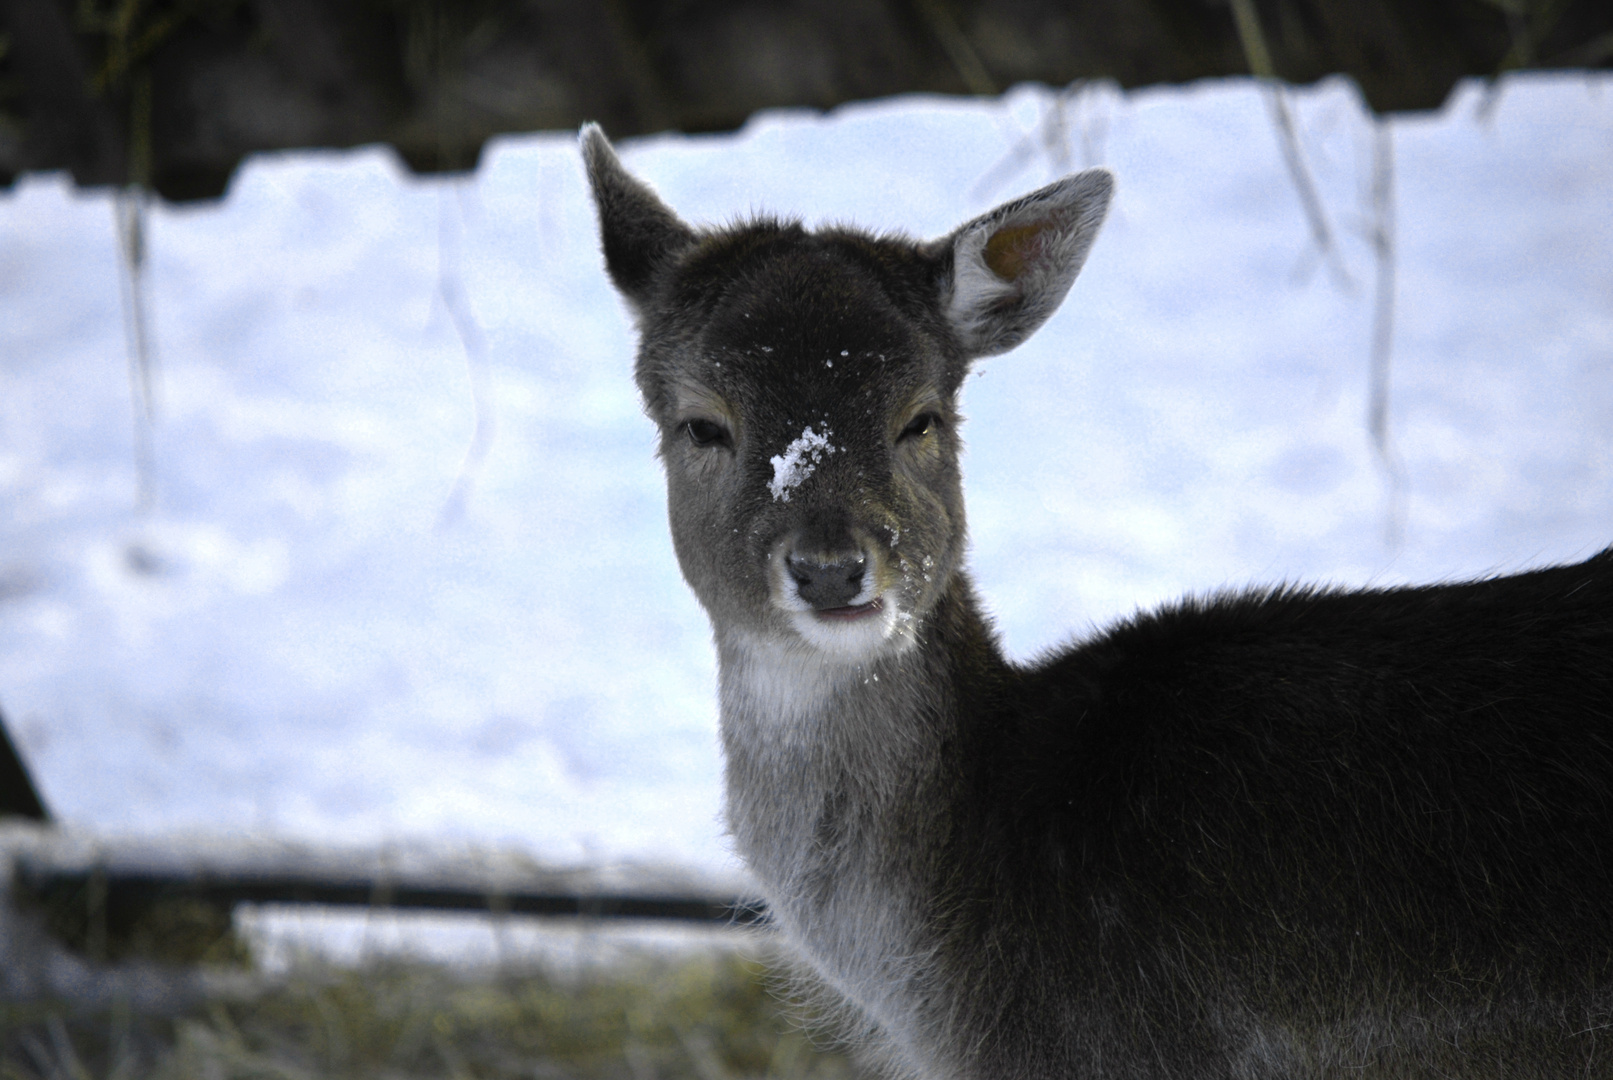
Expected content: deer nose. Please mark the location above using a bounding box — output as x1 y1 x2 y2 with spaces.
787 549 867 609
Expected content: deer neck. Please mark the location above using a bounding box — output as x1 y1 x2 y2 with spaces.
717 578 997 911
713 576 1001 1057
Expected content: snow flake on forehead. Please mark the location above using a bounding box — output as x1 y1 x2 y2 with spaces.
768 425 837 502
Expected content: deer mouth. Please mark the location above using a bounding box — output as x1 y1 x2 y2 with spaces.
813 597 885 621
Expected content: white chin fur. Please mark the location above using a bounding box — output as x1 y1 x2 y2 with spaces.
768 544 918 660
787 596 915 659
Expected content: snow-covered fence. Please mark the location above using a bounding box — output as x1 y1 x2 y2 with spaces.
0 823 766 997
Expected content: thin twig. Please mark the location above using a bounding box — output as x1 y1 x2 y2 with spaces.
1069 80 1111 169
1036 85 1077 175
106 995 137 1080
1547 28 1613 66
19 1030 58 1080
912 0 996 97
1230 0 1353 288
1262 85 1354 290
1489 0 1576 74
1367 118 1405 548
435 183 495 530
971 82 1100 201
44 1018 90 1080
1227 0 1276 79
1477 0 1578 120
1233 0 1395 542
1474 78 1507 124
970 137 1038 201
113 185 157 514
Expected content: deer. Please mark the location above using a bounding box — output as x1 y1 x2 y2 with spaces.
580 123 1613 1080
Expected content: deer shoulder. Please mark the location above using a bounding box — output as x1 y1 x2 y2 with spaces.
581 122 1613 1080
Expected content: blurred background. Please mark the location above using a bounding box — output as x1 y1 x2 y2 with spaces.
0 1 1609 1077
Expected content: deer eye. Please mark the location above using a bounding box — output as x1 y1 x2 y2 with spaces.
683 418 731 449
898 412 940 443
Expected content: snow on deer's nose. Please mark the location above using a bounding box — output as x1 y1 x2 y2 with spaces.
767 424 837 504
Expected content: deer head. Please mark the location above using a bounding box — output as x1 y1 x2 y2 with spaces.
583 124 1113 665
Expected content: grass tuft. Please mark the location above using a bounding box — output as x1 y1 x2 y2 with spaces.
1 941 868 1080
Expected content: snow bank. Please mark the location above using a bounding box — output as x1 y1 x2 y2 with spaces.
0 74 1608 876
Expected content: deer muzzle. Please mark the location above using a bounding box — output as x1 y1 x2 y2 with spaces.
786 547 869 610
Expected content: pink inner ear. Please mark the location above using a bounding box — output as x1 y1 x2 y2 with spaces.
983 220 1050 282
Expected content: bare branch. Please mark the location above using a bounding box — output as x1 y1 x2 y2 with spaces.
435 183 496 531
971 81 1106 202
112 185 157 515
1038 85 1074 175
1263 85 1355 290
912 0 997 97
1367 118 1405 548
1229 0 1353 288
970 135 1038 202
1227 0 1276 79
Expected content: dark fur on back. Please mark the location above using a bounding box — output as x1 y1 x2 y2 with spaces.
938 551 1613 1075
582 123 1613 1079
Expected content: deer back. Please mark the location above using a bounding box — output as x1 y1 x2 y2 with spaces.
581 123 1613 1080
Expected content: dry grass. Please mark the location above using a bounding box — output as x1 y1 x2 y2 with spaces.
0 934 868 1080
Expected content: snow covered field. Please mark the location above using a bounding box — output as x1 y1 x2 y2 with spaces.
0 74 1609 879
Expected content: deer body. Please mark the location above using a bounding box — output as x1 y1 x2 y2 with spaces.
582 125 1613 1079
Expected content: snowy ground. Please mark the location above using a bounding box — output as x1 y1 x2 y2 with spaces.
0 74 1609 880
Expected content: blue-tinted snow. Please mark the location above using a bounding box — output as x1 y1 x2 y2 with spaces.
0 75 1608 876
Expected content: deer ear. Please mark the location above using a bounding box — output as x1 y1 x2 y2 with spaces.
937 169 1114 358
581 123 697 314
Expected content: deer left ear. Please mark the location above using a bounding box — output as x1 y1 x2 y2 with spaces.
936 169 1114 358
581 123 697 316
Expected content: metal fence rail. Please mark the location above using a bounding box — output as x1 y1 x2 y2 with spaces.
1 825 769 968
15 863 768 926
0 824 769 1005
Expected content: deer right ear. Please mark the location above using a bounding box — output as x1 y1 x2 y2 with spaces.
581 123 696 314
937 169 1114 359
